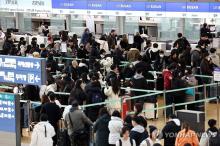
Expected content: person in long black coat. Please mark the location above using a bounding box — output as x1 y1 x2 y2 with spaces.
171 70 187 111
94 107 111 146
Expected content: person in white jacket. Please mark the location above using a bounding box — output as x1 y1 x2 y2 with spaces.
140 125 160 146
108 110 123 146
30 114 55 146
104 78 121 114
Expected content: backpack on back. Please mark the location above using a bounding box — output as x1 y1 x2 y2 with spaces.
208 130 220 146
91 90 103 104
119 138 133 146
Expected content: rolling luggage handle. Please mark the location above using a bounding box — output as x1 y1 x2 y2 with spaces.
89 126 95 146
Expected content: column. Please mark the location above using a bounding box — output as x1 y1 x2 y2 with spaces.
86 15 95 33
180 18 185 34
66 14 71 31
116 16 125 35
15 12 25 32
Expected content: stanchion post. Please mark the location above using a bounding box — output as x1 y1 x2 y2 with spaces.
27 100 31 133
121 96 124 118
217 98 220 128
217 82 220 128
172 103 175 115
163 90 167 123
203 84 207 127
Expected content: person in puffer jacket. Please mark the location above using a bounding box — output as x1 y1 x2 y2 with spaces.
130 116 148 146
30 114 55 146
200 119 220 146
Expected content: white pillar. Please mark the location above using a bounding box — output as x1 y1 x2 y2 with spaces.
116 16 125 35
86 15 95 33
15 12 24 32
66 14 71 31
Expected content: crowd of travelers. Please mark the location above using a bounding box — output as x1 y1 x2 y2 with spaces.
0 23 219 146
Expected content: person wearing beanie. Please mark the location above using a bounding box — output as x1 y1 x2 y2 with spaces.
209 48 219 66
159 114 181 146
130 116 148 146
140 125 160 146
64 100 93 146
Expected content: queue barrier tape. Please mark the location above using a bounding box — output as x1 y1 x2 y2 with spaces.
4 83 220 111
53 57 87 61
129 97 218 114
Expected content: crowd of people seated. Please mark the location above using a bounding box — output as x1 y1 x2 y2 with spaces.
0 26 220 146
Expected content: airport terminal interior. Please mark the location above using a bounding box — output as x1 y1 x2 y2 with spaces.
1 0 220 146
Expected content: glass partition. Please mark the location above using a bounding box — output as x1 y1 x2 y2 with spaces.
103 16 117 35
125 16 139 35
70 15 86 36
157 18 183 41
184 18 202 42
0 12 15 30
23 13 32 33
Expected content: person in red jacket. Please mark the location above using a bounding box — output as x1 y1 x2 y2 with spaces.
162 63 175 117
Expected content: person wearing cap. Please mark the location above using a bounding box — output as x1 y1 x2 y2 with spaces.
159 114 181 146
41 92 62 146
30 114 55 146
209 48 219 66
64 100 93 146
130 116 148 146
140 125 160 146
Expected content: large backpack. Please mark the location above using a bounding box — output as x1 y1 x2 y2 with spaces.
91 90 103 104
208 130 220 146
119 138 133 146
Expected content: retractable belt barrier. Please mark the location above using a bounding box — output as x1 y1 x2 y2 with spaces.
18 83 217 111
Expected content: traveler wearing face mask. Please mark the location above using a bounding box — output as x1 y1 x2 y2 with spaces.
154 50 166 71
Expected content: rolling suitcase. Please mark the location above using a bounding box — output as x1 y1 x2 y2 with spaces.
57 120 71 146
143 102 158 119
176 110 205 138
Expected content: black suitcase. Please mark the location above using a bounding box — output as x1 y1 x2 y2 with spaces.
176 110 205 138
195 92 205 111
57 120 71 146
